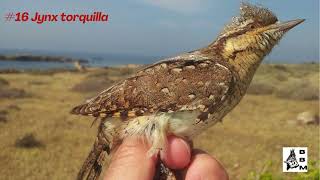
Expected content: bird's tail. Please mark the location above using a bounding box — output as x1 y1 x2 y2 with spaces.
77 131 110 180
154 160 178 180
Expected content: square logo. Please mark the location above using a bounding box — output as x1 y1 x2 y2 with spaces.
283 147 308 172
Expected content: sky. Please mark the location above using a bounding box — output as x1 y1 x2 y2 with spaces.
0 0 319 62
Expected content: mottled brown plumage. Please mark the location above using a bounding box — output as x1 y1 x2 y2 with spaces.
72 57 235 121
71 3 304 180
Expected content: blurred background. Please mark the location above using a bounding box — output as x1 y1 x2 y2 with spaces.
0 0 319 179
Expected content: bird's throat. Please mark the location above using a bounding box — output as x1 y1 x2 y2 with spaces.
221 34 271 83
228 49 265 87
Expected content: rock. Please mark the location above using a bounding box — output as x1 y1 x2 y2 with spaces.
73 61 86 71
297 111 319 125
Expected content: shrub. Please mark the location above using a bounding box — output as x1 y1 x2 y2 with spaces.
275 72 289 82
0 88 30 98
72 78 114 93
28 80 47 85
6 105 20 111
273 64 289 72
247 82 275 95
0 77 9 87
15 133 44 148
0 110 8 123
275 80 319 101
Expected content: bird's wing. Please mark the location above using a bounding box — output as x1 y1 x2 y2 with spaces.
71 53 236 120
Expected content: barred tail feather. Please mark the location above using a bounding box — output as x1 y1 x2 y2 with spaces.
77 133 110 180
71 104 90 115
70 104 87 115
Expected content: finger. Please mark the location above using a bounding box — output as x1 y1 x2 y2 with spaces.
184 150 229 180
160 136 191 169
104 136 157 180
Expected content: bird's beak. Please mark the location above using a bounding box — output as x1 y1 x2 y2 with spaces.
272 19 305 32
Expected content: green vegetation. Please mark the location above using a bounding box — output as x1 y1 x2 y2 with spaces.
0 64 318 179
245 160 319 180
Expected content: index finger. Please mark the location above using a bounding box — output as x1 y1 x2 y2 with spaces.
104 136 158 180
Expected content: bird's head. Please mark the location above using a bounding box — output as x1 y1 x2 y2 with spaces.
209 3 304 60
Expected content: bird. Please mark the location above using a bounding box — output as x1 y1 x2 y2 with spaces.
71 3 304 180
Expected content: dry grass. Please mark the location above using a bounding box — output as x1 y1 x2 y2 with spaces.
0 64 318 180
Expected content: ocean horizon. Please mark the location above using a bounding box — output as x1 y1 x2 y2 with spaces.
0 49 318 70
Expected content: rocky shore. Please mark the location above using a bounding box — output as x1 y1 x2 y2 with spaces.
0 54 88 63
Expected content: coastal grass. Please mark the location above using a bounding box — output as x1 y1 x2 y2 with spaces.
0 64 318 180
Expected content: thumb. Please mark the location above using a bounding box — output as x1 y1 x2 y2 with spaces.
104 136 157 180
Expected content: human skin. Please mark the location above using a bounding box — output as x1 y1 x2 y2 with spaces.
104 136 229 180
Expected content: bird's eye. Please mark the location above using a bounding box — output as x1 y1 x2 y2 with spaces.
249 24 255 29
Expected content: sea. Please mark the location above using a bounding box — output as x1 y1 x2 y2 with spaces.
0 49 162 70
0 49 317 70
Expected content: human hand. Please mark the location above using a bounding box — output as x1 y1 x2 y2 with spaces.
104 136 228 180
